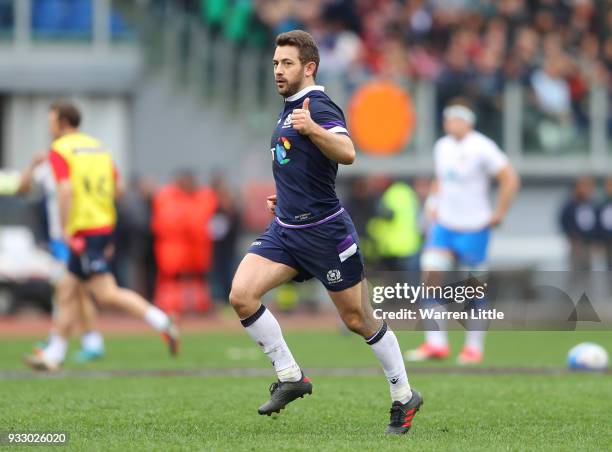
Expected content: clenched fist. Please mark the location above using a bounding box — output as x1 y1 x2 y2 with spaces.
266 194 277 215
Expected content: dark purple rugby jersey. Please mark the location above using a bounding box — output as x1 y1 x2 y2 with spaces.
270 85 350 226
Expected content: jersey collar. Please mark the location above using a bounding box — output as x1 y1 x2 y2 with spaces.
285 85 325 102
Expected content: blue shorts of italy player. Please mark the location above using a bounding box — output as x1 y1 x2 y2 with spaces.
426 222 490 267
68 234 113 280
248 208 365 291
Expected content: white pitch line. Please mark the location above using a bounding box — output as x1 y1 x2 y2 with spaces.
0 366 609 380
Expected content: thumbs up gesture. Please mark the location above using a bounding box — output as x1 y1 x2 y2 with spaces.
292 97 314 135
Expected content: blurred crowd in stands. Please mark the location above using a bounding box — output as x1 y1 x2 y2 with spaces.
158 0 612 150
3 0 611 151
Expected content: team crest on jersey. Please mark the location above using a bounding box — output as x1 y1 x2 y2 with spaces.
282 114 293 128
271 136 292 165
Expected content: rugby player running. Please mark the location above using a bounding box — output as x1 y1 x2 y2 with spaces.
24 102 179 371
229 30 422 434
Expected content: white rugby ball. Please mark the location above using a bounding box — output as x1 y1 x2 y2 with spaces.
567 342 609 370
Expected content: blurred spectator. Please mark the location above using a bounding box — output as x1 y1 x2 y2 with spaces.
115 175 158 299
472 48 504 140
525 53 577 152
530 56 571 120
345 176 378 263
209 173 241 305
506 26 538 83
152 170 217 316
597 177 612 270
412 176 432 241
435 31 475 119
345 176 377 237
316 17 363 81
367 180 422 272
559 176 598 272
112 200 131 289
254 0 303 36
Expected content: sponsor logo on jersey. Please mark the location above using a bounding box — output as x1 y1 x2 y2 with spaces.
274 137 292 165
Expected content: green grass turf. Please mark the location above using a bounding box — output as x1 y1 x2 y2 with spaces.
1 330 611 451
2 330 612 370
1 375 610 451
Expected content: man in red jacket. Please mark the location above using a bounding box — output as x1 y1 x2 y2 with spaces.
152 170 217 315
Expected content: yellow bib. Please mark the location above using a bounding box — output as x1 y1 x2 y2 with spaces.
52 132 116 236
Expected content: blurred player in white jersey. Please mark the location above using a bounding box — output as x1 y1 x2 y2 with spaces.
405 99 520 364
18 152 105 363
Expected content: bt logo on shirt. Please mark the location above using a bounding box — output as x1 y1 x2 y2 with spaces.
270 136 292 165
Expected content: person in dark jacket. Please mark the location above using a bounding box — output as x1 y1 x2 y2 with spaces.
596 177 612 270
559 176 598 271
210 173 241 304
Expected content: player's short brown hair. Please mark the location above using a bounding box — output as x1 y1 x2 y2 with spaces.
50 102 81 128
275 30 320 78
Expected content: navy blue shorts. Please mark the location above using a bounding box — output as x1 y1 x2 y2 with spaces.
248 210 365 291
68 234 113 280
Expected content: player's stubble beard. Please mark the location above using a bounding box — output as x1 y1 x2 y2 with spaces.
278 73 305 99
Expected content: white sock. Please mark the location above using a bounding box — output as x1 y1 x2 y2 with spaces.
465 299 489 352
422 299 449 347
81 331 104 351
43 332 67 363
425 329 448 348
367 322 412 404
144 306 170 332
465 330 486 353
241 305 301 382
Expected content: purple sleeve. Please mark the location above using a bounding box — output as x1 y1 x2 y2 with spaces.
311 102 349 136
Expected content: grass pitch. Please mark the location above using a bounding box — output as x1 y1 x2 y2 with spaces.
1 330 611 451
